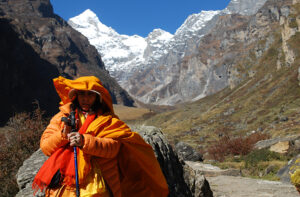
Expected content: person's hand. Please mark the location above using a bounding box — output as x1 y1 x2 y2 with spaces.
68 132 84 147
62 124 71 139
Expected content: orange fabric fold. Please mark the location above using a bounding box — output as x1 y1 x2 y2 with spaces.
83 113 169 197
32 112 96 193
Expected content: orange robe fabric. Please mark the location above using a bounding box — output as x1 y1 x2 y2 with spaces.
34 76 169 197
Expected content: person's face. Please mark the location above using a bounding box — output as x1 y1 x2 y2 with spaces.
77 90 97 111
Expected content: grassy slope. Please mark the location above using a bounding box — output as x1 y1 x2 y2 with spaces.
113 104 151 122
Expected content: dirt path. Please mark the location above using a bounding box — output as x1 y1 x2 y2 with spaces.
207 175 298 197
185 161 299 197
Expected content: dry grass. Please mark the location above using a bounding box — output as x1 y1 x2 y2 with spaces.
113 104 152 122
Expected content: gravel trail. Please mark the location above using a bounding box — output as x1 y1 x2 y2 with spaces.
185 161 299 197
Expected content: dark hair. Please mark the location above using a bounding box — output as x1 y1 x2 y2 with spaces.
71 95 110 114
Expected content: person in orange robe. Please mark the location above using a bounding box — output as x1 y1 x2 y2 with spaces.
32 76 169 197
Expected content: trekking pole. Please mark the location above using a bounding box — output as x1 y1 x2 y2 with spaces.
62 111 80 197
73 144 80 197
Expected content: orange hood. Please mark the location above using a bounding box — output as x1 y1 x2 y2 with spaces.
53 76 114 113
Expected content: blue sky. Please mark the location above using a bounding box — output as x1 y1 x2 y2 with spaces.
50 0 231 37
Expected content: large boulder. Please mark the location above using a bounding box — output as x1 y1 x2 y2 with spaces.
16 126 213 197
16 150 47 197
135 126 212 197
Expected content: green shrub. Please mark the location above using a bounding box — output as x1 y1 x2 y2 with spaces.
244 149 282 168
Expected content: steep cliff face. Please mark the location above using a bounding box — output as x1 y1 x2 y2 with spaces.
226 0 296 88
129 0 294 105
0 0 134 124
0 17 60 125
116 0 275 105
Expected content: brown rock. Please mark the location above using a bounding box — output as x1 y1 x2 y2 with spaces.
185 161 242 177
270 141 290 154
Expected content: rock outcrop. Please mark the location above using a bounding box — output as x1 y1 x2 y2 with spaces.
16 126 213 197
185 161 241 177
175 141 203 162
254 134 300 153
0 0 134 125
16 150 47 197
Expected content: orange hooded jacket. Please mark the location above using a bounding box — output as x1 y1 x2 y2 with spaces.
37 76 169 197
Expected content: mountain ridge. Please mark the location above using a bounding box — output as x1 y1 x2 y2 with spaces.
68 0 269 105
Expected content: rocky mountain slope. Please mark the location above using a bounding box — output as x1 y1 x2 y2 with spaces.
142 0 300 153
224 0 268 15
0 0 134 125
69 0 268 105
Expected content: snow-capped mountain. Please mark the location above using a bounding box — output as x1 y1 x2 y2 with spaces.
68 9 148 79
68 0 268 105
68 8 218 81
144 28 173 63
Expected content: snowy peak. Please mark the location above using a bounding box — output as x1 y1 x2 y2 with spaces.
175 10 220 35
145 28 173 52
75 9 98 21
68 10 174 76
146 28 173 42
68 9 148 74
68 9 117 38
69 9 104 31
143 29 173 62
